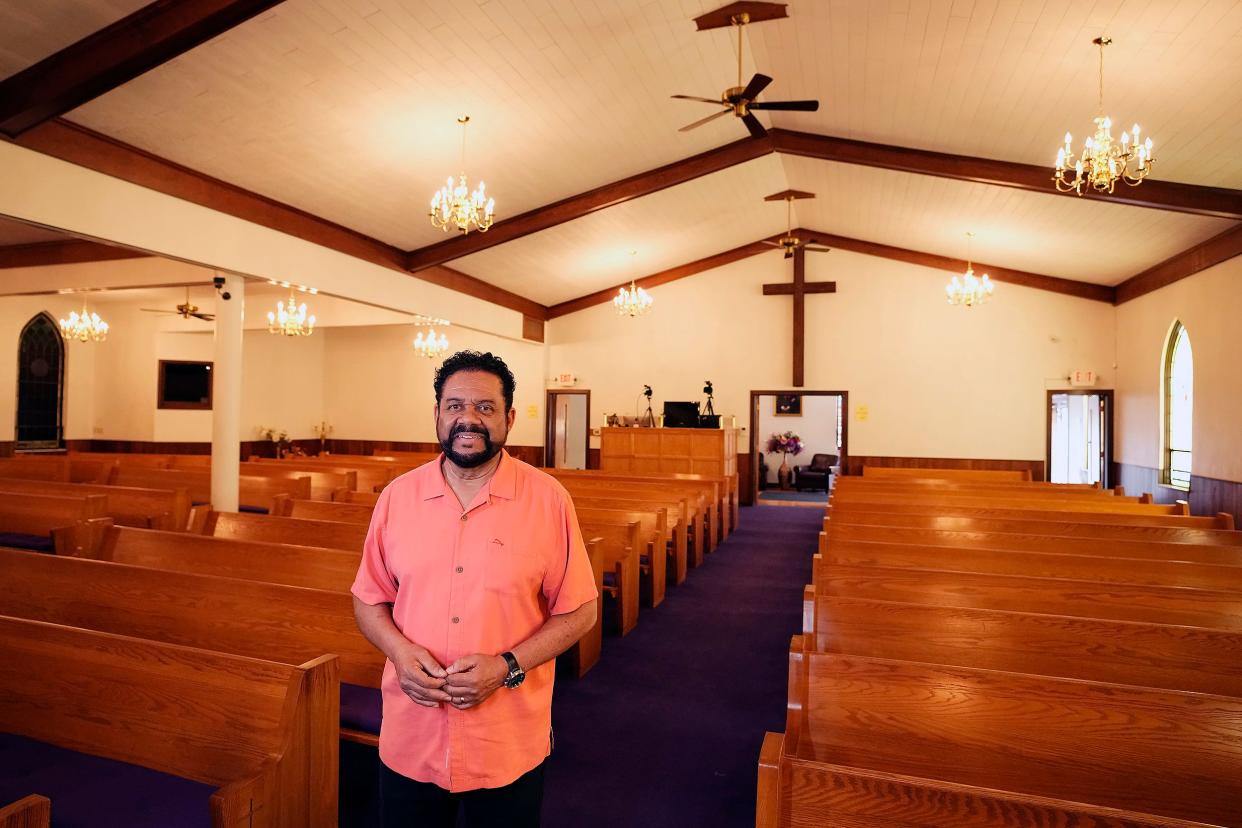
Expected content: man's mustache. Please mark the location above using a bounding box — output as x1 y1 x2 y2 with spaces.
450 425 489 438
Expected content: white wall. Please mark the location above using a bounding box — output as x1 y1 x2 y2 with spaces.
756 394 840 483
548 249 1117 463
1116 255 1242 483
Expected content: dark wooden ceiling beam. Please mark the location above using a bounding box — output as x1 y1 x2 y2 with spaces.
800 229 1116 303
14 119 547 319
0 0 287 138
1114 223 1242 304
406 135 774 273
770 129 1242 221
0 239 151 269
546 234 783 319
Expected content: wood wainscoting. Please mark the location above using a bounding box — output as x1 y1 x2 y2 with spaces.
59 439 545 467
1116 463 1242 527
843 455 1047 482
324 439 544 468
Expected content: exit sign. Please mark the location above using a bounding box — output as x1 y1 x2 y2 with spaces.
1071 370 1097 387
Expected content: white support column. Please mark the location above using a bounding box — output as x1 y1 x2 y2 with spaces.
211 274 244 512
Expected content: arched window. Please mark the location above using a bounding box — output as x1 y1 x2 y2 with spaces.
1162 320 1193 490
16 313 64 450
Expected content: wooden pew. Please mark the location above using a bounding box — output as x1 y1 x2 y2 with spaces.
811 563 1242 631
0 455 113 483
577 506 667 607
757 647 1242 828
578 519 641 636
0 796 48 828
824 499 1232 531
190 510 368 552
334 489 381 506
271 496 374 525
89 526 360 591
835 478 1125 497
0 613 337 828
550 468 731 544
825 507 1239 536
0 549 381 750
110 467 312 513
814 535 1242 591
862 466 1032 481
824 523 1242 562
560 479 702 567
573 495 687 584
560 539 605 679
250 457 396 494
235 462 355 501
803 596 1242 697
0 477 190 531
0 491 110 556
831 490 1179 514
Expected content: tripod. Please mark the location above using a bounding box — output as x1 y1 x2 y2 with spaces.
640 385 655 427
703 394 716 417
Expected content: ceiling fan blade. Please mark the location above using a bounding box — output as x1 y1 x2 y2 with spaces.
761 240 785 248
784 249 793 260
671 94 723 104
139 308 175 314
678 109 731 132
741 112 767 138
191 313 216 321
741 73 773 102
805 246 832 253
750 99 820 111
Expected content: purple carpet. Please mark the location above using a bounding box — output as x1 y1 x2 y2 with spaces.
542 505 821 828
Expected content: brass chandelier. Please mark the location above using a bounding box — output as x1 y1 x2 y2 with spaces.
1054 37 1154 195
430 116 495 234
59 301 109 342
268 289 316 337
613 281 653 317
413 328 449 358
945 232 994 308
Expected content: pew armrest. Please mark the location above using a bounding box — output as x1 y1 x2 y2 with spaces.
755 732 784 828
50 517 114 557
0 795 50 828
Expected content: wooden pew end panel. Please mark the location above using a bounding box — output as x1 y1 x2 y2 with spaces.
755 732 784 828
0 795 50 828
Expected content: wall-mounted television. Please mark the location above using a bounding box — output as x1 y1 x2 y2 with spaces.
158 360 213 410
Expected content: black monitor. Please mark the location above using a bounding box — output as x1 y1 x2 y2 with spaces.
662 401 700 428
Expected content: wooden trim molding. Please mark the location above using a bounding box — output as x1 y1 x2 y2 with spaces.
844 455 1047 482
770 129 1242 221
13 120 547 318
547 235 783 319
0 239 150 269
522 315 545 342
1113 223 1242 304
0 0 288 138
802 229 1116 303
406 135 774 273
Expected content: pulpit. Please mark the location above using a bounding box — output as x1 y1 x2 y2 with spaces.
600 427 737 478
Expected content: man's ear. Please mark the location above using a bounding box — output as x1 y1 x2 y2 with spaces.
506 406 517 430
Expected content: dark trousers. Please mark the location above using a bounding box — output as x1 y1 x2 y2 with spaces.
380 760 545 828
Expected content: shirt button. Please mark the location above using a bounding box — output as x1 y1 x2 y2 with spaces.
460 513 467 522
456 566 464 574
452 616 460 624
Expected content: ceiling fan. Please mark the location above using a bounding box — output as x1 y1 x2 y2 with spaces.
763 190 831 259
672 12 819 139
140 287 215 321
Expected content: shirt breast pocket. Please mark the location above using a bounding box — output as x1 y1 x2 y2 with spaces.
482 537 542 596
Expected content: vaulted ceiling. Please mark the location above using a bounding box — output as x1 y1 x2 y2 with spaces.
2 0 1241 313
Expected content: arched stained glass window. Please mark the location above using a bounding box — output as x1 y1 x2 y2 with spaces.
16 312 65 450
1162 321 1193 490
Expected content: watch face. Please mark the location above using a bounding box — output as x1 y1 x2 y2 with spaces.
505 670 526 689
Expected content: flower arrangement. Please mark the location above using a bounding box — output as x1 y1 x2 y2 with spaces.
765 431 805 459
257 425 291 458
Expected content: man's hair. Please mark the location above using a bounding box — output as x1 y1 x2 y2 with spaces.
434 350 517 411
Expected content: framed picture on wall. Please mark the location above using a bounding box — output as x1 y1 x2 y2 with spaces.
774 394 802 416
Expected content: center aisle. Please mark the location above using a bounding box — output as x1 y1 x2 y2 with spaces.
543 504 824 828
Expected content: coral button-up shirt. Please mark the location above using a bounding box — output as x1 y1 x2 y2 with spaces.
351 450 598 792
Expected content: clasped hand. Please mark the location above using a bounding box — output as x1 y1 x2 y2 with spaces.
395 645 507 710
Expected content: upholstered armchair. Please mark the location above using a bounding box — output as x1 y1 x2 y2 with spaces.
795 453 837 492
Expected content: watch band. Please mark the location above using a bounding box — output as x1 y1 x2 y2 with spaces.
501 651 521 674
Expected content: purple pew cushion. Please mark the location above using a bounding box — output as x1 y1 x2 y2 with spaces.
340 683 382 735
239 505 269 514
0 732 214 827
0 533 54 552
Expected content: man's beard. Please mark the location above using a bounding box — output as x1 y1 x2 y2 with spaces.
440 423 505 469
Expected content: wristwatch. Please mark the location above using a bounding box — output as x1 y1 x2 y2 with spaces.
500 651 525 689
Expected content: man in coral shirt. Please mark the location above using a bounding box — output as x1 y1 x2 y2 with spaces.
352 350 598 827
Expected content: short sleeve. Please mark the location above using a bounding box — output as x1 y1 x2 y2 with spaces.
351 486 398 605
543 489 600 615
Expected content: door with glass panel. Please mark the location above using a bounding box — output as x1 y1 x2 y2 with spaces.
1047 391 1113 487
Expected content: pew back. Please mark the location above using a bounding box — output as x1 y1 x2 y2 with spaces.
193 510 368 552
862 466 1032 481
0 477 189 531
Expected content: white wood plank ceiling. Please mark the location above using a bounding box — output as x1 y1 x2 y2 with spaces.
4 0 1237 308
0 0 150 81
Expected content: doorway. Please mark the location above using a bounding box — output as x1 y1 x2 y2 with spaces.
545 390 590 469
1047 390 1113 487
748 389 848 506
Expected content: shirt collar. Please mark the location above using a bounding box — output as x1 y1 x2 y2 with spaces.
424 449 515 501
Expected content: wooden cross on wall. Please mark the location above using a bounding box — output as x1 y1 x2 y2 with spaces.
763 246 835 388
